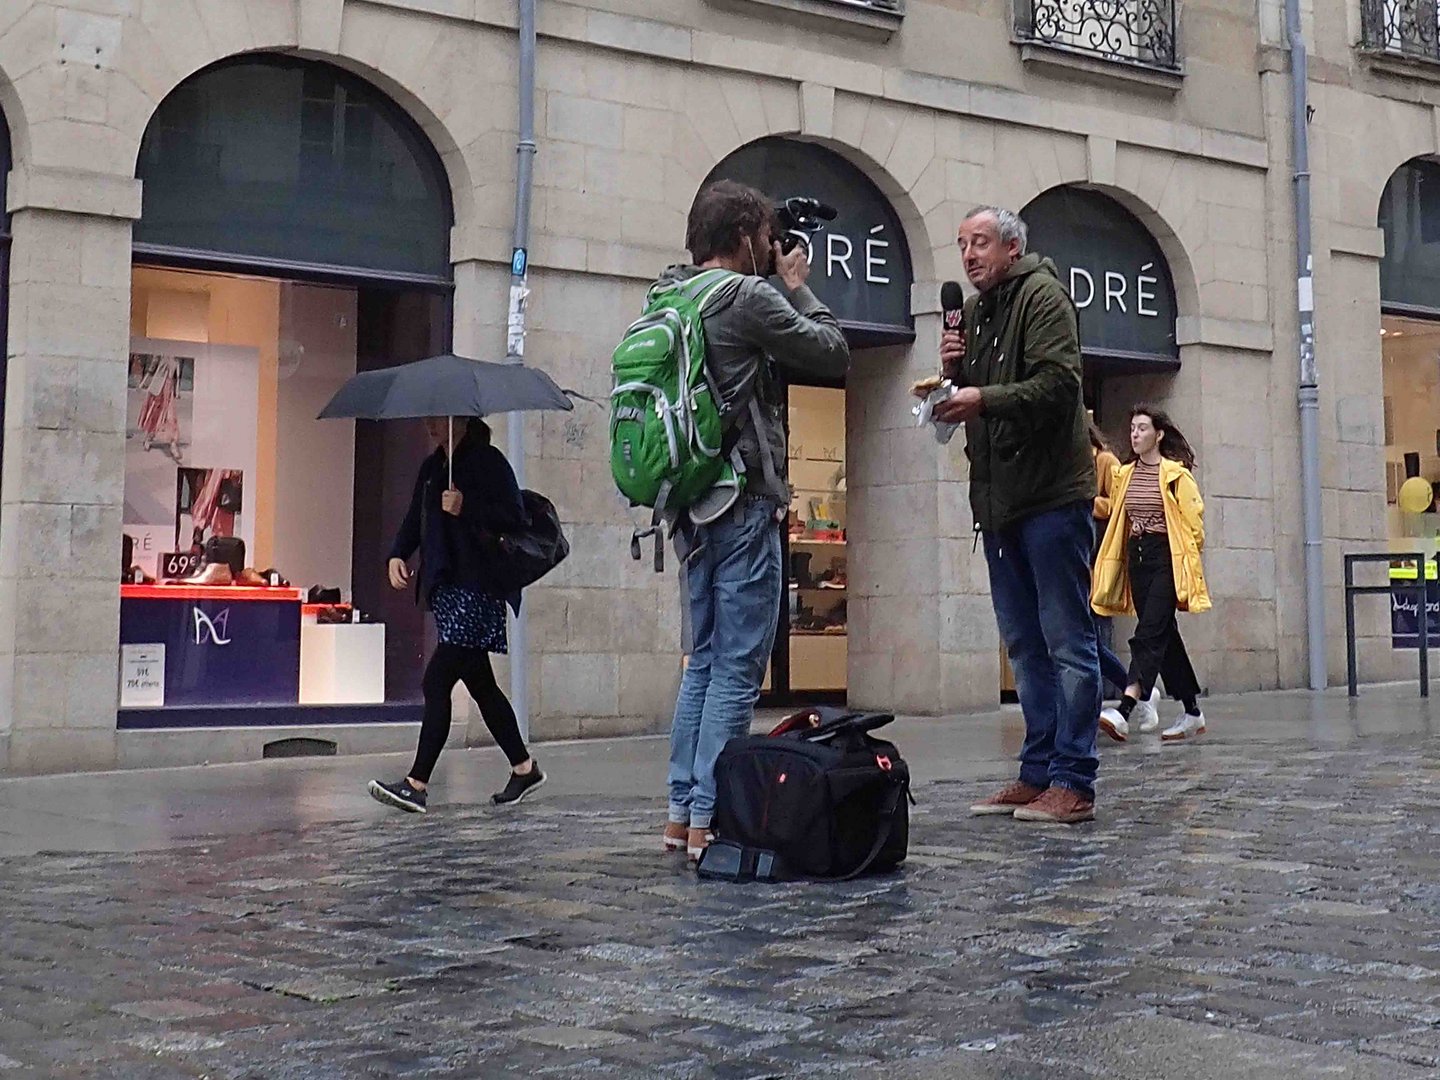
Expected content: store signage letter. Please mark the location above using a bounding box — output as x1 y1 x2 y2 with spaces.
1070 264 1162 318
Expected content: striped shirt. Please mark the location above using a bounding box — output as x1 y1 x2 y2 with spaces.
1126 459 1167 536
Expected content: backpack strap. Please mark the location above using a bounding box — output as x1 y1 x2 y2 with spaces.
747 397 780 495
809 779 910 883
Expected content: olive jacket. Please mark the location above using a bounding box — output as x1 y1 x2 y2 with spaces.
950 254 1095 533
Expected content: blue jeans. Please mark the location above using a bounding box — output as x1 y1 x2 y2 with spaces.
667 500 783 830
1096 620 1130 694
1090 520 1130 695
984 500 1101 800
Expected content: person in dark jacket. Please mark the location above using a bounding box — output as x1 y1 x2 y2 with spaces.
367 417 544 814
932 206 1101 825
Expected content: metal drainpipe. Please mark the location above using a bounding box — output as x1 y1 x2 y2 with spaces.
1286 0 1327 689
506 0 538 738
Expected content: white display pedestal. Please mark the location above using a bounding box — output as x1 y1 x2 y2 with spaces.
300 623 386 705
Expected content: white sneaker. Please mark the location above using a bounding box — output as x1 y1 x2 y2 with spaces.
1134 687 1162 734
1098 707 1129 743
1162 709 1206 742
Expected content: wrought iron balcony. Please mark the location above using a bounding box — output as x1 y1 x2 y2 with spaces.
1014 0 1179 72
1361 0 1440 62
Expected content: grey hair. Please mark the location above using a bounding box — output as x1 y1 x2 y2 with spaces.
963 205 1029 254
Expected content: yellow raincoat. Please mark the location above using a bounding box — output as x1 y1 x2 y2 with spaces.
1091 456 1211 617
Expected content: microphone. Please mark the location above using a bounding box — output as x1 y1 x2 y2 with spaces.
940 280 965 334
940 280 965 380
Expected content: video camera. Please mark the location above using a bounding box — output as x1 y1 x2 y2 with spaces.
775 196 838 255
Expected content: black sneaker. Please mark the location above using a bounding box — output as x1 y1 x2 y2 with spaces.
492 765 546 806
368 778 427 814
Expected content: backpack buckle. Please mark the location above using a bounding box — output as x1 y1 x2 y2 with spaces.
875 754 892 772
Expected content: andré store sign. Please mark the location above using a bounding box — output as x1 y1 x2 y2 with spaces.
706 138 916 347
1023 187 1179 364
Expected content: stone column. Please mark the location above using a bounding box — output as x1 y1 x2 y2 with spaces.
0 167 139 773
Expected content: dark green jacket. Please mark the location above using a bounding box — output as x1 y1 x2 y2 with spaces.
952 254 1094 533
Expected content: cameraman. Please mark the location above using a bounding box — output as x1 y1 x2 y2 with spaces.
661 179 850 861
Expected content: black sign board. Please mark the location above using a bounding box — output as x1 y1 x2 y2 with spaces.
704 138 915 348
1022 187 1178 368
159 551 204 581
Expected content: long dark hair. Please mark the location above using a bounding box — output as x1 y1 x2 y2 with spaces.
1130 404 1196 470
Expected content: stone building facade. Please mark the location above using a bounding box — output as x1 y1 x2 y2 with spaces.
0 0 1428 774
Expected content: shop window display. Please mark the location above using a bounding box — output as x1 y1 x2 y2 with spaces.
121 55 453 723
1380 316 1440 648
119 268 445 717
786 386 848 692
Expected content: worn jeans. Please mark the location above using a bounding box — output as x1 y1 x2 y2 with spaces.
667 499 784 830
984 500 1102 800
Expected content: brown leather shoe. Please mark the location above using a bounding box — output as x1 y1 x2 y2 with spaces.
969 780 1046 816
1013 786 1095 824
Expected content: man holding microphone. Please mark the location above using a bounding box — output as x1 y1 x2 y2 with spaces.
929 206 1102 825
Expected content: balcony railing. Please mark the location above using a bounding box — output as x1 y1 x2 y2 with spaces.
1014 0 1179 71
1361 0 1440 61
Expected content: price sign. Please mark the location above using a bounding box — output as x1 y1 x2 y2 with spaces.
159 551 203 580
120 644 165 708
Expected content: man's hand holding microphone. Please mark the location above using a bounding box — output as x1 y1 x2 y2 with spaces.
913 281 983 424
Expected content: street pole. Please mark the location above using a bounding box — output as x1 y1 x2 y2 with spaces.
1286 0 1327 689
507 0 538 738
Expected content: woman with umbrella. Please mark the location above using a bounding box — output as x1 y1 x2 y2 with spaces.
368 415 545 813
319 353 573 812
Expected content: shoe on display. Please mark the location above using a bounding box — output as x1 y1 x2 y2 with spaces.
493 764 546 806
184 562 234 587
1098 707 1129 743
1013 786 1095 824
368 778 427 814
969 780 1046 816
1162 710 1207 742
1134 687 1163 734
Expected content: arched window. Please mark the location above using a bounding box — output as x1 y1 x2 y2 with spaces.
135 55 452 284
1379 157 1440 316
1023 186 1178 368
121 58 456 724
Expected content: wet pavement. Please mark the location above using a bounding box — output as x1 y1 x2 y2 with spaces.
3 685 1440 1077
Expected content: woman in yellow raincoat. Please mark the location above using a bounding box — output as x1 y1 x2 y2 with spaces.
1091 405 1211 743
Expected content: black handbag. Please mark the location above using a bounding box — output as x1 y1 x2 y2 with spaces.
476 490 570 595
203 535 247 575
698 708 912 883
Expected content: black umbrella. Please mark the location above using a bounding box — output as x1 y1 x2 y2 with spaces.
318 353 573 422
317 353 574 483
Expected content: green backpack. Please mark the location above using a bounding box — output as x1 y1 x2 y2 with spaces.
610 269 746 564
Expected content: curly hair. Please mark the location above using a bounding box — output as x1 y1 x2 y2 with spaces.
687 180 775 264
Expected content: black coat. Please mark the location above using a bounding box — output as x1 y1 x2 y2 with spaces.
388 432 527 612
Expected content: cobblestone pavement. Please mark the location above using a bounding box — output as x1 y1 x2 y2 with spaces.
5 730 1440 1078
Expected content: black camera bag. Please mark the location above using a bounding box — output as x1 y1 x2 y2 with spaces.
698 709 911 883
